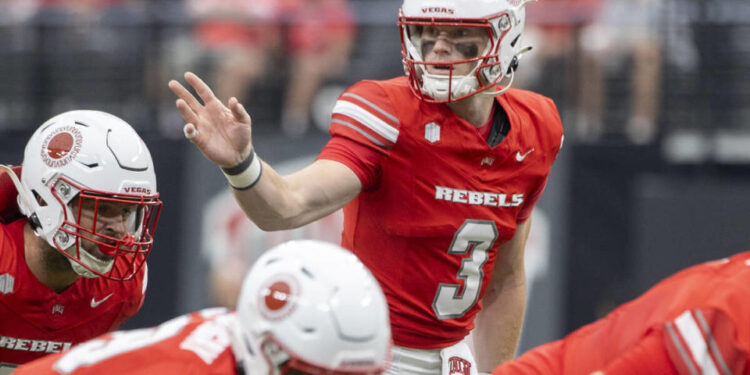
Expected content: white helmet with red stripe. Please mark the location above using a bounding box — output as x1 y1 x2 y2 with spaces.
15 110 162 280
399 0 535 103
234 240 391 375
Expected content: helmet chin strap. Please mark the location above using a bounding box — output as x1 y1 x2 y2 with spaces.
482 69 515 97
0 164 38 221
481 45 533 97
65 243 114 278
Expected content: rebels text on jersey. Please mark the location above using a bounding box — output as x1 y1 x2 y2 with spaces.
14 309 237 375
319 77 564 348
0 219 147 366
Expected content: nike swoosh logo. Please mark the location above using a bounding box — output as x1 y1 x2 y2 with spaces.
91 293 114 308
515 148 535 162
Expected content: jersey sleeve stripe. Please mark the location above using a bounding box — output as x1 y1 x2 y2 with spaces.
332 101 399 143
666 321 701 375
694 309 733 375
331 119 391 149
342 93 400 124
674 310 721 375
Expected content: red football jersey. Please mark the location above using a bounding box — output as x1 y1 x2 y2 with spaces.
492 252 750 375
14 309 237 375
0 219 147 367
319 77 564 348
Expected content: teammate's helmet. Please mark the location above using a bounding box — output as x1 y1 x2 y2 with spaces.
16 110 162 281
399 0 534 103
234 240 391 375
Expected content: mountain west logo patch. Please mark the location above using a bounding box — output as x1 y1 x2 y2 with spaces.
0 274 13 294
424 122 441 143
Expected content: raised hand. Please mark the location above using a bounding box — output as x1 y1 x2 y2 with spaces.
168 72 253 168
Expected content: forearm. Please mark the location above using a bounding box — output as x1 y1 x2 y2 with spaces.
492 340 565 375
597 330 678 375
474 271 527 371
232 159 359 231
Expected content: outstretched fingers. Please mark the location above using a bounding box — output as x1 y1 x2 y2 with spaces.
168 79 203 113
228 97 251 124
175 99 200 125
184 72 218 106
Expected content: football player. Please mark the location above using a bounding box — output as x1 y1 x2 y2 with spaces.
0 110 162 370
169 0 563 372
14 240 392 375
493 251 750 375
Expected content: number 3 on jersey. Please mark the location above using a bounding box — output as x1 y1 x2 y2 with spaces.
432 220 498 320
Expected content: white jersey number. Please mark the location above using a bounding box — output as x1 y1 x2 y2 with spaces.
53 315 191 374
432 220 498 320
52 308 228 374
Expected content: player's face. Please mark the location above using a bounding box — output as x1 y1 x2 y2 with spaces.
418 25 489 76
72 197 141 261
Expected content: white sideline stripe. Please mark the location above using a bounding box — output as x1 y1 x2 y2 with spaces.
342 93 400 124
333 101 399 143
331 119 388 148
695 309 733 375
667 322 700 375
675 310 720 375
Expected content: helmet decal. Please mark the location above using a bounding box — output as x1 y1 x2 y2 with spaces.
259 275 298 321
41 126 82 168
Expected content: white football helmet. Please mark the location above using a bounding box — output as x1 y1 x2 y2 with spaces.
10 110 162 281
233 240 391 375
399 0 535 103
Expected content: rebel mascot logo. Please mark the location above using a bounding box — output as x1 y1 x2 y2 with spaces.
41 126 83 168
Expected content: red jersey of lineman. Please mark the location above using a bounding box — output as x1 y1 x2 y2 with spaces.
492 251 750 375
319 77 564 348
0 219 147 366
14 309 237 375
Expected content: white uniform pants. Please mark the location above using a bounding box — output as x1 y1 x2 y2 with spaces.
387 340 480 375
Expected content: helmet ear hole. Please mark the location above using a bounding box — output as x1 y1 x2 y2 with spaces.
510 35 520 48
31 190 48 207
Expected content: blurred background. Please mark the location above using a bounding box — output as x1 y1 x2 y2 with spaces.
0 0 749 354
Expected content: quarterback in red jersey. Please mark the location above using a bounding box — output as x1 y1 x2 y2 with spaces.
0 110 162 370
493 251 750 375
169 0 563 372
15 240 391 375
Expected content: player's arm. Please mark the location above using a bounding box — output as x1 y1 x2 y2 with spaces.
474 218 531 371
231 159 361 230
491 339 564 375
0 165 23 223
168 72 361 230
589 328 678 375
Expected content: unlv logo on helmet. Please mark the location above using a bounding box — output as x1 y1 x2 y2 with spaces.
258 275 298 320
41 126 83 168
448 356 471 375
